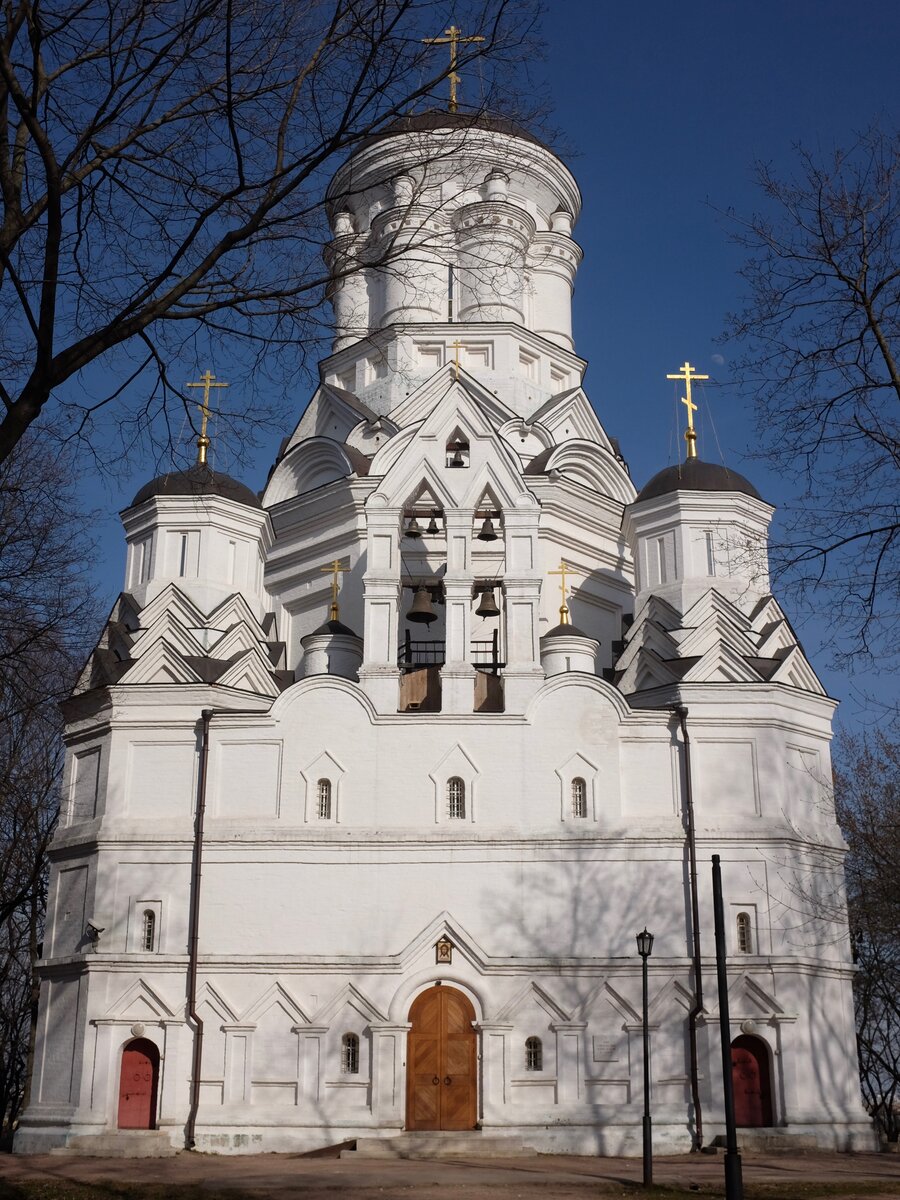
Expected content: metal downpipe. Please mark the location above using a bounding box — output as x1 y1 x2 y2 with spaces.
673 703 704 1151
185 707 213 1150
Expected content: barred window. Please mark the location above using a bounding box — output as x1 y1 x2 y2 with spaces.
572 778 588 818
525 1037 542 1071
736 912 753 954
341 1033 359 1075
447 777 466 820
142 910 156 953
317 779 332 820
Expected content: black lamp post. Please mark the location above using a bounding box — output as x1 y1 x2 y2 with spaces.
636 927 654 1187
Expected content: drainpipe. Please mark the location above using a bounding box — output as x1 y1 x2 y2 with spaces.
673 703 704 1151
185 707 214 1150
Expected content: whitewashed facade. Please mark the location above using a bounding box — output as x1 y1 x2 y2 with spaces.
17 113 874 1156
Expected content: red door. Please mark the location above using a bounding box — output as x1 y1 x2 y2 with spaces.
731 1035 773 1127
117 1038 159 1129
407 986 477 1131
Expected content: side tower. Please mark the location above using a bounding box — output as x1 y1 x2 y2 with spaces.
18 115 873 1157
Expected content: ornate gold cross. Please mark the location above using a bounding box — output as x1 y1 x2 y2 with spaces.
450 339 463 381
186 370 229 465
320 558 349 622
548 560 579 625
666 361 708 460
421 25 486 113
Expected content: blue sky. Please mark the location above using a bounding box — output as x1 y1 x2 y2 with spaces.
77 0 900 726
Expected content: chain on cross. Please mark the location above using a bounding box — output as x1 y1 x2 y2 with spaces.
666 361 708 460
186 369 229 465
421 25 486 113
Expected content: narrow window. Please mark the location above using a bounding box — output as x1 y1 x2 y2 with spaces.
705 530 716 577
317 779 332 820
525 1036 542 1071
447 777 466 819
142 910 156 953
736 912 753 953
655 536 667 584
341 1033 359 1075
572 778 588 818
178 532 190 578
447 263 455 322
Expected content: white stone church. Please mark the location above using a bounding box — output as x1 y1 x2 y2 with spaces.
18 110 874 1156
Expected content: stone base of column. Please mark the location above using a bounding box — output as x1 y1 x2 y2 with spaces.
501 668 545 713
358 666 401 713
440 663 477 714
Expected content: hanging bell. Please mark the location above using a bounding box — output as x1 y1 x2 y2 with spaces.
475 588 501 618
448 445 466 468
405 514 423 539
406 586 436 625
476 515 499 541
426 514 441 536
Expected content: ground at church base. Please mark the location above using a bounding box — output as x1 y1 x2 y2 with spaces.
1 1151 898 1200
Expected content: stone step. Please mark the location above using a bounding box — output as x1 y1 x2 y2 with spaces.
712 1129 818 1154
50 1130 179 1158
342 1132 533 1160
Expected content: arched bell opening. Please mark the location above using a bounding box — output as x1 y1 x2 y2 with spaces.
398 581 445 712
117 1037 160 1130
731 1034 774 1127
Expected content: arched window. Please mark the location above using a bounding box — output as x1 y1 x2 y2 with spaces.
341 1033 359 1075
736 912 753 953
447 777 466 819
141 910 156 953
571 778 588 818
525 1036 543 1071
317 779 332 820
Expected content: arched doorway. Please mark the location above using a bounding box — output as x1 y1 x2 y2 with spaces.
406 985 477 1131
731 1035 773 1127
117 1038 160 1129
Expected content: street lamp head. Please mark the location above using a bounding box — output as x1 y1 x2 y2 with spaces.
636 927 654 958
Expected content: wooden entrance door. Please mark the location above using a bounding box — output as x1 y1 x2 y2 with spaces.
117 1038 159 1129
406 985 477 1130
731 1035 773 1127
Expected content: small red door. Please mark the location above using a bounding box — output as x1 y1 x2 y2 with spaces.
731 1035 773 1127
117 1038 159 1129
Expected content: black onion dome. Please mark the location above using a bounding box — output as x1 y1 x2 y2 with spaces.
635 458 762 504
356 108 549 153
131 464 262 509
542 622 596 640
312 619 359 637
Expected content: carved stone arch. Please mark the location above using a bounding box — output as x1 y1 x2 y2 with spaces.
368 423 422 477
264 437 358 504
541 442 636 504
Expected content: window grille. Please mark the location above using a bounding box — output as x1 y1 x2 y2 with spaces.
341 1033 360 1075
572 778 588 818
525 1037 542 1071
142 910 156 953
447 777 466 819
736 912 753 953
317 779 332 820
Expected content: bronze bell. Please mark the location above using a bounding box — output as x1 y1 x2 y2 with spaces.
449 447 466 467
426 514 440 536
406 586 436 625
475 588 500 618
476 516 499 541
405 514 423 539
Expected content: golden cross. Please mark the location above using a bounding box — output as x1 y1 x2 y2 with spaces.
421 25 486 113
548 560 579 625
666 360 708 460
320 558 349 622
186 370 229 465
450 339 463 381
